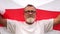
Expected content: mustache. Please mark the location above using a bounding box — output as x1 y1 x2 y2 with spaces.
29 15 33 17
28 15 34 17
27 16 34 18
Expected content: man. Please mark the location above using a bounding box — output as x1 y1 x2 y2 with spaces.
0 4 60 34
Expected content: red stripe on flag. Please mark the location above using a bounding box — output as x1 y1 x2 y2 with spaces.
0 8 60 30
36 9 60 20
3 8 25 21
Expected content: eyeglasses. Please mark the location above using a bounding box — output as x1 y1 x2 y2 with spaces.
24 10 36 13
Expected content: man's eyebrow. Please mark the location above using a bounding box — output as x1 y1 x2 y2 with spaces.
25 10 36 11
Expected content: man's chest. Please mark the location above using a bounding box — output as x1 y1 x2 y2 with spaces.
15 22 44 34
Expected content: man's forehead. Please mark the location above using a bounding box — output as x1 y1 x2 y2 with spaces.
24 6 36 10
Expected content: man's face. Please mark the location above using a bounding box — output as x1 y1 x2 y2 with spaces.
24 6 36 25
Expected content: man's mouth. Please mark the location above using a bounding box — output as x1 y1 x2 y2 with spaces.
28 15 34 18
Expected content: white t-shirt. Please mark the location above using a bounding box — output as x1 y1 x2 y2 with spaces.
7 19 54 34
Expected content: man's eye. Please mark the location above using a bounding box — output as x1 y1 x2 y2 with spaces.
27 11 30 12
31 10 36 13
25 10 36 13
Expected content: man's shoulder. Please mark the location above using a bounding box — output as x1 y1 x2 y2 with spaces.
37 19 54 24
37 19 54 22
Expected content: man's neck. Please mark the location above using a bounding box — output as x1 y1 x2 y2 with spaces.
26 22 34 25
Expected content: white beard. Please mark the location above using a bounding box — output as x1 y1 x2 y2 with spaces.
26 18 35 23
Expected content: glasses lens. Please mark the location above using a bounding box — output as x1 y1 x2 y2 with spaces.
25 10 36 13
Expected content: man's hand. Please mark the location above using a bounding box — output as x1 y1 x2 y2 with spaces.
0 15 7 27
54 15 60 25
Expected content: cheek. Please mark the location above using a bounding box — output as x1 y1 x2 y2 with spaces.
33 14 36 16
24 14 28 18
